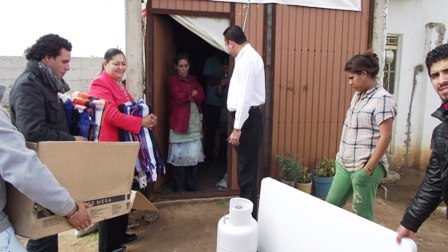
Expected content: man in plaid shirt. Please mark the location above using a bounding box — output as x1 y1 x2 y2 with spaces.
326 52 397 221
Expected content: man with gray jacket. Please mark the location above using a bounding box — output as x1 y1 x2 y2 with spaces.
0 106 91 251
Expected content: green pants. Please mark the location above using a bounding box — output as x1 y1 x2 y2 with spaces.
326 161 385 221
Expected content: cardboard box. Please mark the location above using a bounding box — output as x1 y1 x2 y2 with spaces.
130 190 157 212
5 141 140 239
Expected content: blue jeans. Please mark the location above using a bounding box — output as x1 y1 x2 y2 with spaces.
0 226 27 252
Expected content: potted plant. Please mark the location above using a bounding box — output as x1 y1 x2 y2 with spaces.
295 166 312 194
312 158 336 198
276 154 300 187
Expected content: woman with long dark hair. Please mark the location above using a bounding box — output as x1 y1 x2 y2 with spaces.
89 48 157 252
326 52 397 221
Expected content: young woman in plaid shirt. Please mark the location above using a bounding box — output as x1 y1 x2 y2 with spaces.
326 52 397 221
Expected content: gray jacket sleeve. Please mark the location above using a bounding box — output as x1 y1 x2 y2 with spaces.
0 107 75 216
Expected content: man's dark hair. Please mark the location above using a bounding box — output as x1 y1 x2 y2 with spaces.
425 43 448 75
223 25 247 45
344 52 379 78
25 34 72 61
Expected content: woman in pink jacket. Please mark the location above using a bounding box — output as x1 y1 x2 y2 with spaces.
89 48 156 252
167 53 205 192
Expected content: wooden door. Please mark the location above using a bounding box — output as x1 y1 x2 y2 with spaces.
146 14 176 192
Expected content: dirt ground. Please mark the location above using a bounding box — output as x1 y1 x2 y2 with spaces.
19 170 447 252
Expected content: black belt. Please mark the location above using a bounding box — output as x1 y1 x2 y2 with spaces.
230 106 260 116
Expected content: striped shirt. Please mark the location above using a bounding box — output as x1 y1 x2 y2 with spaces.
336 85 397 173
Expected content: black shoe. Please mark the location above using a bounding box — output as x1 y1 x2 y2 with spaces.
123 233 137 244
186 186 198 192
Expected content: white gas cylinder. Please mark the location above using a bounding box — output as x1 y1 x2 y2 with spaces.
216 197 258 252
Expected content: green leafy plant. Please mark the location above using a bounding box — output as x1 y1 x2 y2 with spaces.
276 154 301 182
296 166 312 183
315 158 336 177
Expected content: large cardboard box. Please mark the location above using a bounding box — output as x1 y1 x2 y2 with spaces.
5 141 140 239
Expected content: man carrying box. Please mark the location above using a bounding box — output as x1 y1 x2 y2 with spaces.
9 34 88 251
0 106 91 251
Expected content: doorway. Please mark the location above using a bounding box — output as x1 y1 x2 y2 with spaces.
149 15 232 198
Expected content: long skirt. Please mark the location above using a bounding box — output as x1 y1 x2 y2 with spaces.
167 139 204 166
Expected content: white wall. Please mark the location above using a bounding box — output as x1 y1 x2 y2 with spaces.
387 0 448 169
0 57 103 107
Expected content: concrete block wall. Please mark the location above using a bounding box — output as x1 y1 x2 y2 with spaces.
0 56 103 107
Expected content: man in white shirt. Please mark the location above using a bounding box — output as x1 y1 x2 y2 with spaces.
223 25 265 219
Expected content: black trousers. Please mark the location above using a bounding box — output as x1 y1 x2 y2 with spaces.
98 214 128 252
204 104 221 161
26 234 58 252
231 107 263 219
172 165 197 192
98 179 141 252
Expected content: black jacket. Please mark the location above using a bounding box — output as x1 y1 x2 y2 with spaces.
9 61 74 142
401 103 448 232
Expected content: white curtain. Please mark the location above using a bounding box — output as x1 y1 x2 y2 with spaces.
170 15 230 53
210 0 361 11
